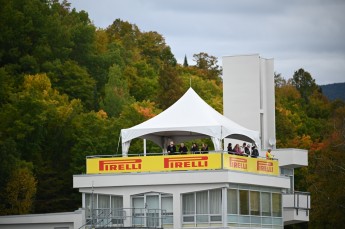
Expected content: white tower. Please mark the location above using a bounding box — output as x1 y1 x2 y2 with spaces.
222 54 276 150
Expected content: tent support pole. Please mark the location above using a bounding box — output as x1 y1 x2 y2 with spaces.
116 134 121 156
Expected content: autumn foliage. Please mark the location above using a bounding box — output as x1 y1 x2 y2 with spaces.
0 1 344 228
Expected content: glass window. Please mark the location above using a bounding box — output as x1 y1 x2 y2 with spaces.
162 196 173 224
272 193 282 217
98 195 110 226
111 196 123 225
261 192 271 216
182 193 195 215
281 168 293 176
196 191 208 214
132 197 144 226
227 189 238 214
210 189 222 214
183 189 222 224
85 193 97 219
146 195 159 227
111 196 123 209
85 194 91 218
98 194 110 209
239 190 249 215
250 191 260 215
162 196 173 214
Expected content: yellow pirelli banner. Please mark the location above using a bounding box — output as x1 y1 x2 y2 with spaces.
86 153 279 176
86 154 222 174
222 154 279 176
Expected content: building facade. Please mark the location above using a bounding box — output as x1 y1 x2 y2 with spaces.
70 147 309 229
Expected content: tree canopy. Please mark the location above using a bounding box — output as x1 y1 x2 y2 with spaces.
0 0 222 215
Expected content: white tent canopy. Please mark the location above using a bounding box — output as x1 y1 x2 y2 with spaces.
121 88 260 156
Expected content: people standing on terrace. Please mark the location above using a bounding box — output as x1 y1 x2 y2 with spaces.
244 143 251 156
178 143 188 154
191 143 199 154
227 143 233 153
251 145 259 158
167 141 176 155
241 142 248 156
233 144 241 155
266 149 274 160
201 143 208 154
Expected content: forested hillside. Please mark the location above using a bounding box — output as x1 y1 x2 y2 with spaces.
0 1 344 228
320 82 345 101
0 0 223 215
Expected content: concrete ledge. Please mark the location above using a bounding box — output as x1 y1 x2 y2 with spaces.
0 209 84 229
273 148 308 168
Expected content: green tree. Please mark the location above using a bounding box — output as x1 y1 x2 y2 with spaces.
274 72 286 88
0 162 37 215
117 100 162 154
290 68 319 103
106 19 140 51
306 105 345 228
101 64 134 117
183 55 189 67
0 68 14 105
48 60 96 110
127 61 159 102
139 31 171 69
193 52 222 81
0 139 20 204
0 73 85 213
70 110 120 174
157 65 184 109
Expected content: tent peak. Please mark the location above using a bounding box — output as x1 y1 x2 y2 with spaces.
121 86 260 156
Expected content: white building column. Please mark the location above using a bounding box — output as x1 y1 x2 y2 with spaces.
123 192 131 227
173 192 181 229
222 187 228 228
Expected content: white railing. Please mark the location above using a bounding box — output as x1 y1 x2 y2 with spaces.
83 207 166 229
283 191 310 216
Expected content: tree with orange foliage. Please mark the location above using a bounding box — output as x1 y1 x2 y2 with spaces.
306 105 345 228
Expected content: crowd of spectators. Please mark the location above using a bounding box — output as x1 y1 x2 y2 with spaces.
167 141 209 155
227 142 259 158
168 141 272 160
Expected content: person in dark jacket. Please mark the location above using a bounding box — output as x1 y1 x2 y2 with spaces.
200 143 208 154
227 143 233 154
167 141 176 155
244 143 251 156
178 143 188 154
251 145 259 158
191 143 199 154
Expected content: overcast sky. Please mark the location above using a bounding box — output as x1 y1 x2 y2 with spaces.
68 0 345 85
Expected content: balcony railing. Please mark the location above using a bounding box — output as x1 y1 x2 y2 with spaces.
294 191 311 216
283 191 311 216
82 208 165 229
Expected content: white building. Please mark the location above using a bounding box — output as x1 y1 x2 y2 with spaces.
0 55 310 229
223 54 275 150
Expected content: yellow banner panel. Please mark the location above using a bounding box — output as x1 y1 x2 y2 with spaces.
222 154 279 176
87 154 222 174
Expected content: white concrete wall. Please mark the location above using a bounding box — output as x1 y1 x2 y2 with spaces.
222 54 275 150
273 148 308 168
283 193 310 225
76 170 289 229
0 209 84 229
74 170 290 190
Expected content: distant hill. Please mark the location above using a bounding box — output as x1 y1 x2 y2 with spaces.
320 82 345 101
